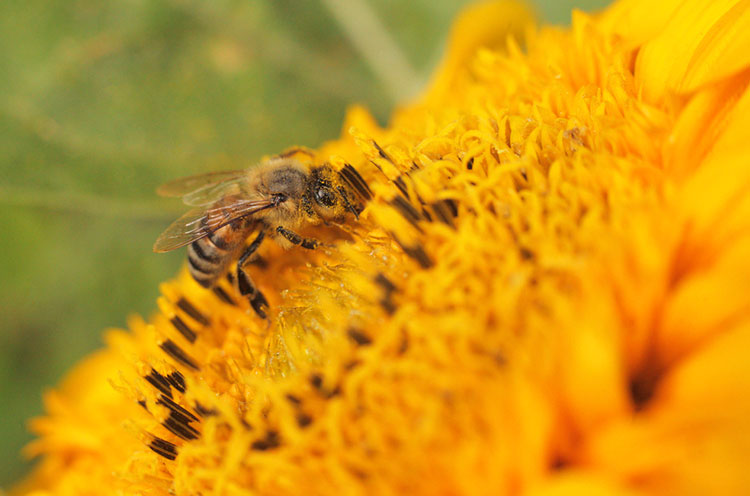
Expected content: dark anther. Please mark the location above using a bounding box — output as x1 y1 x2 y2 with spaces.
393 175 410 199
163 413 200 441
397 332 409 355
251 431 280 451
167 371 187 393
159 339 200 371
194 402 218 417
429 199 458 228
309 373 339 398
466 157 474 170
149 437 178 460
380 297 397 315
373 140 391 161
145 369 173 398
297 414 313 428
374 273 398 314
374 273 396 292
212 286 235 305
157 394 199 422
170 315 197 343
176 297 209 326
310 373 323 390
443 199 458 217
390 197 423 230
348 328 372 346
393 236 433 269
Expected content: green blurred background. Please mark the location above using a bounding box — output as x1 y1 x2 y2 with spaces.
0 0 610 487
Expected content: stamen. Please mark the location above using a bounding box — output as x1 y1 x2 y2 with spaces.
148 437 178 461
166 371 187 394
144 369 173 398
159 340 200 371
169 316 197 343
251 431 280 451
176 297 210 326
347 328 372 345
212 286 235 305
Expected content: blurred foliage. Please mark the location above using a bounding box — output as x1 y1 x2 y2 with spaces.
0 0 610 487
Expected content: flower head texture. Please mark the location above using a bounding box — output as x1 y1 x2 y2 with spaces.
15 0 750 494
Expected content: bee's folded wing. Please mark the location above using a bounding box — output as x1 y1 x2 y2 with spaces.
153 199 276 253
156 170 246 201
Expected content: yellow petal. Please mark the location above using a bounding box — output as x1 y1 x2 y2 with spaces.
660 236 750 365
636 0 747 101
597 0 682 47
422 0 535 104
587 323 750 495
554 293 630 434
708 74 750 157
679 0 750 93
663 71 748 179
677 148 750 255
528 471 644 496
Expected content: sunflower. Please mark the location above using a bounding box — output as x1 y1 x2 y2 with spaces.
13 0 750 494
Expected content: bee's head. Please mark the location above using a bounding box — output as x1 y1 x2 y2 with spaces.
307 165 367 221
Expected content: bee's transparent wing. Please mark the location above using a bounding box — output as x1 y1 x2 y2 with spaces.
157 170 246 201
181 176 250 206
153 198 275 253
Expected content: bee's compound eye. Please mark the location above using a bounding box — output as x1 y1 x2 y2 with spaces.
314 186 336 207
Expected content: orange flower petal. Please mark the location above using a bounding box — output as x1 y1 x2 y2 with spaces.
528 471 644 496
586 323 750 495
597 0 682 47
636 0 748 101
663 71 749 179
709 75 750 157
679 0 750 93
422 0 535 104
660 236 750 364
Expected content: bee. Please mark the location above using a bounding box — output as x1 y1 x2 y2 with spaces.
154 153 371 318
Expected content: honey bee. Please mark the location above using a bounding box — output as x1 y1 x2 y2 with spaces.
154 153 371 318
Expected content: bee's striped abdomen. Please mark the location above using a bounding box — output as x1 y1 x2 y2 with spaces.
188 235 230 288
187 215 255 288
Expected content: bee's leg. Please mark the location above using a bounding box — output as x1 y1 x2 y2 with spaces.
236 231 269 318
275 226 318 250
